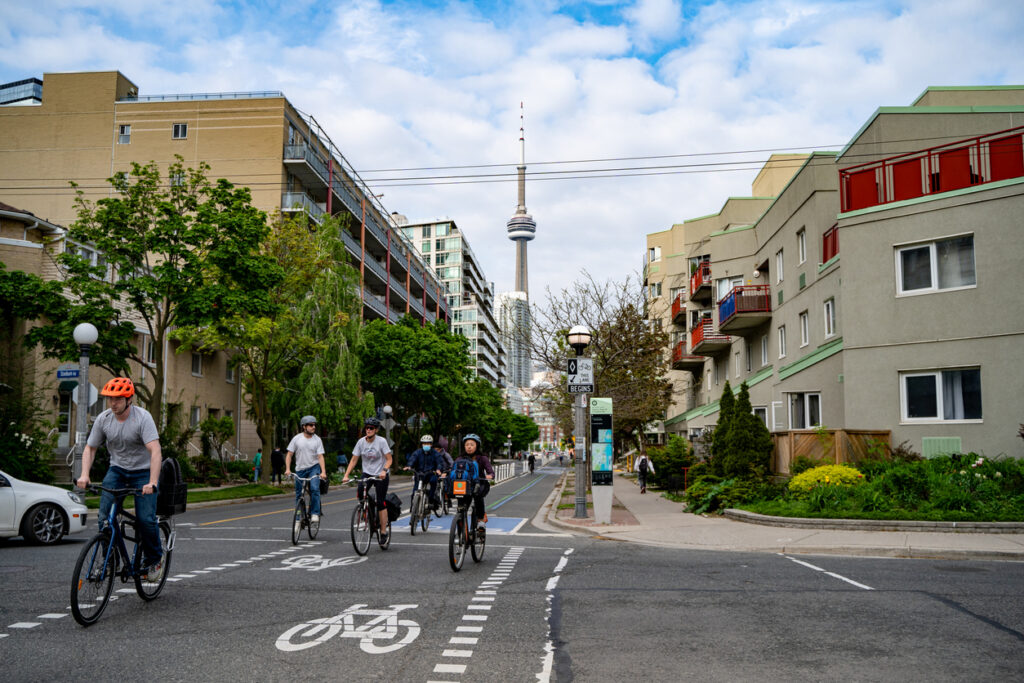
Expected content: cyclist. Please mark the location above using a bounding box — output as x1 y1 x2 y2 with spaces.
75 377 163 579
462 434 494 529
284 415 327 523
404 435 443 512
343 417 393 542
528 452 536 474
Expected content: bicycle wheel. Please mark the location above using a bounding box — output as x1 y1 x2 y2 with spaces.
420 493 430 533
351 503 371 556
471 518 486 563
307 495 320 541
71 532 116 626
135 521 173 600
448 513 466 572
292 498 306 545
409 490 421 536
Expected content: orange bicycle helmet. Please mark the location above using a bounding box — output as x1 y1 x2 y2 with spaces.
100 377 135 398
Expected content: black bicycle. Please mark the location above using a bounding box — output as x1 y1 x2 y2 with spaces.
290 474 321 545
70 485 175 626
349 475 391 555
408 471 438 536
447 478 485 572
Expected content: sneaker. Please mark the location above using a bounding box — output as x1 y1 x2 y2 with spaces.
379 530 390 544
310 514 320 523
142 558 163 582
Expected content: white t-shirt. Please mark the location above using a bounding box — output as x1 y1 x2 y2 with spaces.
352 436 391 476
287 433 325 471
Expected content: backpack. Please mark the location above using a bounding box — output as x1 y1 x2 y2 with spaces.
156 457 187 516
450 457 477 497
638 457 649 475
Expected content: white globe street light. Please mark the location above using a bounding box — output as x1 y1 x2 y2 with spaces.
565 325 592 519
72 322 99 484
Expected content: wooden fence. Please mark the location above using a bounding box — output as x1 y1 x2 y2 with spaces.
772 429 891 475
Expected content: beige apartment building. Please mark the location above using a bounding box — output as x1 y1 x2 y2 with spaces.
1 71 451 465
647 86 1024 462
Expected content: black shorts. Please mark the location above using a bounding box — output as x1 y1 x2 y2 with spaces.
360 474 390 510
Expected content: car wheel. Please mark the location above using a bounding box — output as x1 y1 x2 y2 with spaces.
22 504 68 545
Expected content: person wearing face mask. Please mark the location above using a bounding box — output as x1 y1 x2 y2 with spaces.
404 435 443 512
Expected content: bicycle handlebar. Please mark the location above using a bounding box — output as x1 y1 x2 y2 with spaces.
77 484 144 496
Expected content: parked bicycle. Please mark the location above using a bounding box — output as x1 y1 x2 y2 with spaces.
447 478 485 572
408 471 436 536
70 485 175 626
349 476 391 555
290 473 321 545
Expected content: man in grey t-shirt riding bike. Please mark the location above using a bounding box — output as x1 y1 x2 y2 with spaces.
343 417 393 542
284 415 327 523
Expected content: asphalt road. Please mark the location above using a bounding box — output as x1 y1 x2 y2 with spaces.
2 465 1023 682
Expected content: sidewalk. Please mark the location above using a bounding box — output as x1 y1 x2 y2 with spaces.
544 470 1024 561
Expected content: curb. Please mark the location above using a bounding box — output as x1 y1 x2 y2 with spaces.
723 509 1024 534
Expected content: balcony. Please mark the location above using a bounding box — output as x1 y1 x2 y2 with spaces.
281 192 324 224
840 125 1024 212
284 145 330 193
671 294 686 325
690 319 731 356
689 262 712 303
363 292 387 319
718 285 771 333
409 295 425 317
822 224 839 263
671 341 705 373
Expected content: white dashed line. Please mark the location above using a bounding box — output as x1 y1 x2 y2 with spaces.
433 664 467 674
780 555 875 590
456 625 483 633
36 614 66 620
467 604 491 611
538 548 574 683
8 623 41 629
442 649 473 658
450 637 478 645
462 615 488 621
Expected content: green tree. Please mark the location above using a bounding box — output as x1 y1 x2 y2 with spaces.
509 412 540 453
200 414 235 476
721 382 773 478
60 157 281 426
649 434 696 492
709 380 735 476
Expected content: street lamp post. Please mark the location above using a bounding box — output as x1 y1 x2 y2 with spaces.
72 322 98 484
507 433 513 461
380 404 395 449
566 325 592 519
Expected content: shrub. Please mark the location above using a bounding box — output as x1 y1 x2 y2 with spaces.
719 382 772 479
791 455 823 476
650 434 696 491
708 381 734 476
788 464 865 499
684 474 783 514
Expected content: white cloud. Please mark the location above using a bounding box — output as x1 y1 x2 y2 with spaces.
624 0 683 51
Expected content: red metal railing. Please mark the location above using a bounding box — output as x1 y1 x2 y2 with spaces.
822 224 839 263
672 340 685 363
690 262 711 296
671 293 685 321
690 319 730 348
840 125 1024 212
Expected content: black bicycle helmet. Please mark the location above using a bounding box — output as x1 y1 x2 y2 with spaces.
462 433 482 448
364 416 382 428
300 415 317 426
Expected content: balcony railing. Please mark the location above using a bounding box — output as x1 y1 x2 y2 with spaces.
690 319 731 355
718 285 771 332
671 293 686 324
689 262 712 301
822 224 839 263
671 340 705 372
840 125 1024 212
280 193 324 224
363 292 387 319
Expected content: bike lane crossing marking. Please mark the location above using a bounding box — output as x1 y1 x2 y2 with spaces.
428 546 525 683
780 554 875 590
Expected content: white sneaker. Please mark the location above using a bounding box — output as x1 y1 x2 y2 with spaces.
310 514 320 523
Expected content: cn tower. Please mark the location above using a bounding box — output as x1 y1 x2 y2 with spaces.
506 104 536 295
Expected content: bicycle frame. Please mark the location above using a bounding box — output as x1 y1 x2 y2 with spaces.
94 492 146 581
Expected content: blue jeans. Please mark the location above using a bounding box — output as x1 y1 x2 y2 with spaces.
99 466 162 567
253 466 261 482
295 465 322 515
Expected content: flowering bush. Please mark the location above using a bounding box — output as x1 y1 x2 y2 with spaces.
788 464 865 499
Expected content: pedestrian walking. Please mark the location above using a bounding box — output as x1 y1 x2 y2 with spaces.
253 448 263 483
634 453 655 493
271 444 285 484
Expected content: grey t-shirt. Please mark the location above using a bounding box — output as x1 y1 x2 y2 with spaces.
86 405 160 471
287 433 325 471
352 436 391 476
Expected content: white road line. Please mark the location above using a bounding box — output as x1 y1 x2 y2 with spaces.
471 596 494 602
450 637 478 645
0 634 7 639
456 626 483 633
117 588 135 594
462 614 488 621
191 570 211 574
164 578 181 582
538 548 574 683
442 649 473 657
781 555 875 590
173 574 195 578
8 622 41 629
467 604 492 611
36 614 66 619
433 664 467 674
545 576 560 591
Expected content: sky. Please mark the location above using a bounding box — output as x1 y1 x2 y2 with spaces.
2 0 1023 301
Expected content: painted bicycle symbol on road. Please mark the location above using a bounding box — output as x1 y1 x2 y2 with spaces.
276 604 420 653
269 554 368 572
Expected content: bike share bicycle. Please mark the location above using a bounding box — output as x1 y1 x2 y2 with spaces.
408 470 440 535
291 473 321 544
70 485 176 626
349 476 391 554
447 477 485 572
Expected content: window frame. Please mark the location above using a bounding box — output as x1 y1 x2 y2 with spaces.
775 249 784 284
191 353 203 377
761 335 768 367
899 367 983 423
777 325 787 359
824 298 836 338
787 392 822 429
894 234 976 297
797 229 807 265
172 123 188 139
799 310 809 348
117 124 131 144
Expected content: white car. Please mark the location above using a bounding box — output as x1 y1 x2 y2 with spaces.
0 468 90 544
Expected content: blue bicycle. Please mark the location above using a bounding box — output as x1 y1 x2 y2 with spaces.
70 485 175 626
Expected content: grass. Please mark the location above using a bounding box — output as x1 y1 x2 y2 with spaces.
557 502 593 510
84 483 283 509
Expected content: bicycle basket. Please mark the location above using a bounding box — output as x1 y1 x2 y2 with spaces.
452 480 469 497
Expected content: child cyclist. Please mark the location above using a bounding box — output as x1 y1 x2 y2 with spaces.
461 434 494 528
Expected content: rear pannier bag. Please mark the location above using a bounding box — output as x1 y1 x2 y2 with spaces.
156 457 187 516
385 492 402 522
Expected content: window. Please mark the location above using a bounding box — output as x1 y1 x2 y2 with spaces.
797 229 807 265
422 225 431 238
170 171 185 187
145 338 157 366
435 222 450 236
824 299 836 338
649 281 662 298
761 335 768 367
421 240 430 253
648 246 661 262
715 276 742 302
713 360 720 386
226 361 235 384
172 123 188 139
901 368 982 421
753 406 768 428
775 249 784 283
778 325 787 358
799 311 809 347
788 392 821 429
191 353 203 376
118 124 131 144
734 351 741 378
745 340 752 372
190 405 201 428
896 235 975 295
